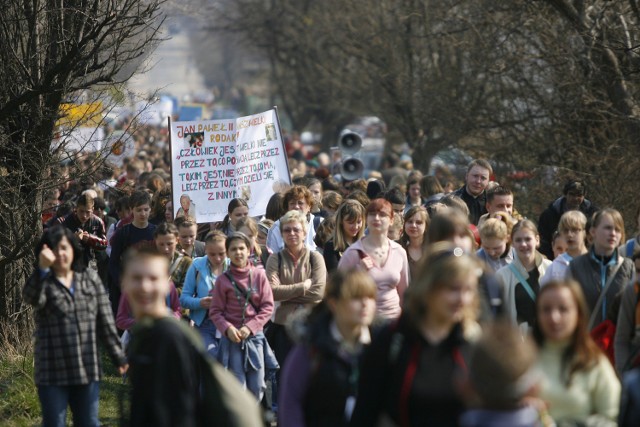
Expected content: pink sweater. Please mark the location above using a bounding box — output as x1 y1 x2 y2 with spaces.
209 264 274 335
338 238 409 319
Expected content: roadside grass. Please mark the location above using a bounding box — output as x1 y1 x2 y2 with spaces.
0 321 126 427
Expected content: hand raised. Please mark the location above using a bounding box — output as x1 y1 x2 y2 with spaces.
39 244 56 270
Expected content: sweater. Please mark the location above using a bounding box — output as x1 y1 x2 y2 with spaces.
265 248 326 325
209 264 273 335
338 239 409 319
536 340 620 425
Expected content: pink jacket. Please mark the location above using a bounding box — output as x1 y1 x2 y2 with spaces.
338 238 409 319
209 264 274 335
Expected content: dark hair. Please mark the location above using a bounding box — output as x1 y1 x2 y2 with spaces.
486 186 513 204
129 190 151 208
384 188 404 205
225 232 252 252
114 195 131 213
220 198 249 231
154 222 178 238
93 197 107 211
150 188 171 222
466 158 493 176
35 226 85 272
562 178 586 196
532 280 602 386
321 176 341 192
76 194 94 209
265 193 285 221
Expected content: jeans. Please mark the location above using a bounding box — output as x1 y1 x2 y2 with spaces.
197 317 219 358
38 381 100 427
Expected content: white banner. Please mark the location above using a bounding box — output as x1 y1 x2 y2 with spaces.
170 109 290 223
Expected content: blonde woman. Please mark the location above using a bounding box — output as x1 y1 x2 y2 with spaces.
323 200 365 272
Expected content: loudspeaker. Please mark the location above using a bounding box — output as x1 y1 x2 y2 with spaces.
341 157 364 181
338 129 362 154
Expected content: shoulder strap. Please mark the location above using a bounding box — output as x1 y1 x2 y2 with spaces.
169 254 183 276
588 260 624 329
508 264 536 302
224 271 260 313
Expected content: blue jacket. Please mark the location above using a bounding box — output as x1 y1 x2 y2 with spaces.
180 256 229 326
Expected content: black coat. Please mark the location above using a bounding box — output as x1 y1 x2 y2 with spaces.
538 197 598 259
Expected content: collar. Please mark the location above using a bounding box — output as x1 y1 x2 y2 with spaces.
330 320 371 347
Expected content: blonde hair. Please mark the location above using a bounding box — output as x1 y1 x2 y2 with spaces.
479 218 508 241
279 210 308 235
558 210 587 234
325 268 377 301
407 242 481 332
511 219 539 239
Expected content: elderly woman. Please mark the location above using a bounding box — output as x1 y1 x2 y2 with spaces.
338 198 410 319
266 210 327 374
23 226 127 426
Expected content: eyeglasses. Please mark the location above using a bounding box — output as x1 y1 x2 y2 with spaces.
282 227 303 234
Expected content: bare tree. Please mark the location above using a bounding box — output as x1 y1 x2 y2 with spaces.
0 0 164 323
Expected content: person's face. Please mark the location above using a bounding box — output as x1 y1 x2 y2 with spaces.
487 195 513 216
92 206 105 219
367 211 391 234
164 202 173 223
52 236 74 272
561 226 585 252
392 204 405 218
180 197 191 210
405 213 426 241
342 216 363 239
565 190 584 210
257 230 268 247
122 256 170 319
76 204 92 224
427 272 477 324
238 226 256 248
552 236 567 259
155 234 177 258
513 228 539 262
132 204 151 224
409 183 421 200
227 239 249 267
591 214 622 255
537 287 578 343
465 166 490 196
178 225 197 249
230 206 249 227
282 221 305 249
205 241 226 267
387 225 402 241
481 237 507 260
331 295 376 330
308 183 322 206
287 198 310 214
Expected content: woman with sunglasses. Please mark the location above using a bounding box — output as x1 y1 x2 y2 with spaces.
265 210 327 376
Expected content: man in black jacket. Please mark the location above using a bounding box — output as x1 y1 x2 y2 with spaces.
538 179 598 259
452 159 492 225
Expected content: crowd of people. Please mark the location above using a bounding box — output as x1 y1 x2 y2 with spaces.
23 128 640 426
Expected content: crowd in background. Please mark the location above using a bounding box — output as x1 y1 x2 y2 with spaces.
24 122 640 426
